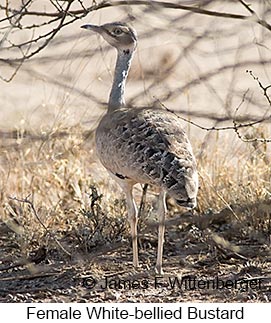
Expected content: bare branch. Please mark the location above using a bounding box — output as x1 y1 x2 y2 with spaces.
232 71 271 143
157 85 271 143
3 0 271 31
1 0 271 75
238 0 255 15
247 70 271 107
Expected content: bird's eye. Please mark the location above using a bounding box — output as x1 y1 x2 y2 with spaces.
112 28 123 36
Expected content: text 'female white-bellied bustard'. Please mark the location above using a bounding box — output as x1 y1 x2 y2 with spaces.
81 22 198 274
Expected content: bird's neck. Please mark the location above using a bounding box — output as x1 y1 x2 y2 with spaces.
108 49 134 111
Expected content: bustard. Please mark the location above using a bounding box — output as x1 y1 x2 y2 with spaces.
81 22 198 274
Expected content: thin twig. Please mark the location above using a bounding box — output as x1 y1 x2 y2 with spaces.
8 195 71 257
2 0 271 32
156 96 270 134
233 71 271 143
247 70 271 106
238 0 255 15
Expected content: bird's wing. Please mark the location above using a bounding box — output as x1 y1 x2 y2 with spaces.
96 107 198 206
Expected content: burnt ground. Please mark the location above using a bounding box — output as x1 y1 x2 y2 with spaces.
0 208 271 303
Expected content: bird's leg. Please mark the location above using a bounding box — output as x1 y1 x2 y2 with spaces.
156 190 167 275
125 185 139 268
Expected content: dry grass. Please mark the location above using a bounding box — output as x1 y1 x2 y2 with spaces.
0 126 126 257
1 122 270 255
0 119 270 303
197 129 271 213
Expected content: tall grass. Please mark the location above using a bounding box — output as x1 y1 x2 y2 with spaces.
0 122 270 259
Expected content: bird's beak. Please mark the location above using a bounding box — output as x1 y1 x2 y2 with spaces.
81 24 101 34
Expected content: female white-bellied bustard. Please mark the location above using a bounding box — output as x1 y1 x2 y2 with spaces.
81 22 198 274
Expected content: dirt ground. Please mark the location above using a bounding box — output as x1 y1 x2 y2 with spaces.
1 207 270 303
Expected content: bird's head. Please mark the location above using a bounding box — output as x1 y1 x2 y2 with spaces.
81 22 137 54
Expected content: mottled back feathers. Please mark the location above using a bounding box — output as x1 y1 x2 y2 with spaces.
96 107 198 208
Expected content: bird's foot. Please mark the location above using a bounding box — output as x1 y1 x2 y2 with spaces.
155 265 164 276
